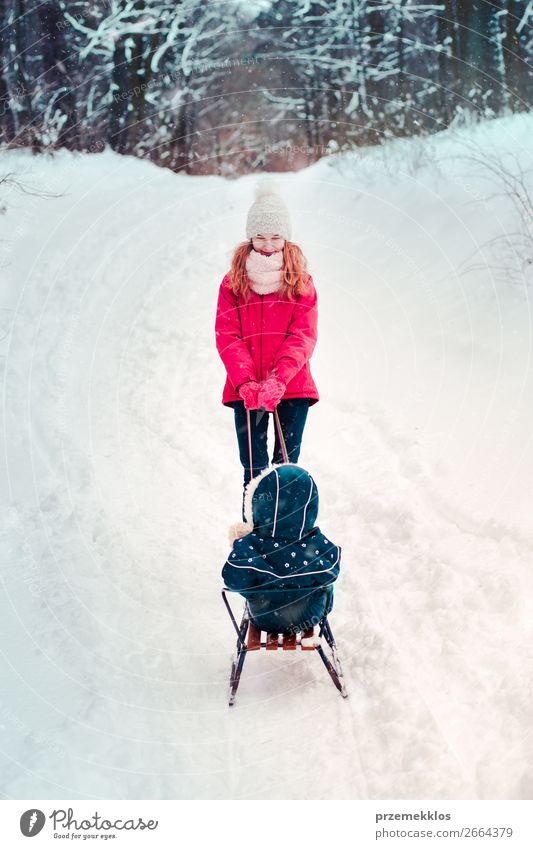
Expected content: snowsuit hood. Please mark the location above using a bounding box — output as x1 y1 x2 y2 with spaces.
223 463 341 633
243 462 318 539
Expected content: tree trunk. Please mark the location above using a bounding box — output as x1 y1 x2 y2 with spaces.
502 0 529 111
109 37 130 153
437 0 456 125
36 1 79 148
1 0 34 143
454 0 504 112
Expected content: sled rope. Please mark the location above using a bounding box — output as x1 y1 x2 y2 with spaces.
273 407 289 463
246 405 289 484
246 407 253 481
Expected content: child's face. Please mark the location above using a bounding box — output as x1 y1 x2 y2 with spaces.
252 234 285 255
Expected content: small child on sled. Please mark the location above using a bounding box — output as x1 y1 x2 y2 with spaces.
222 463 341 634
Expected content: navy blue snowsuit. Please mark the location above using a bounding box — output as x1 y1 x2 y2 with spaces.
222 464 341 633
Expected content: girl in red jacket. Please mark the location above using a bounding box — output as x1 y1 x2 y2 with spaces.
215 180 319 520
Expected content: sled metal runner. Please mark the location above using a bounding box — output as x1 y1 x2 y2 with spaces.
222 586 348 706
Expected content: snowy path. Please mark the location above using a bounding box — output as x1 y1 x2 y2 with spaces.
1 116 532 799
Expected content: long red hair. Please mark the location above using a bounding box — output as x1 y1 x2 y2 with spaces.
228 240 310 303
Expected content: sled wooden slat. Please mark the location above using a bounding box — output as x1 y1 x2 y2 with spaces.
266 632 279 650
247 622 261 651
300 628 315 650
282 633 297 650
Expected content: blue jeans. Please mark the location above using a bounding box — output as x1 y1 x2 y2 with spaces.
231 398 310 521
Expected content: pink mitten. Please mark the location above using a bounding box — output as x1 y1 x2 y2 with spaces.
238 380 261 410
257 376 286 412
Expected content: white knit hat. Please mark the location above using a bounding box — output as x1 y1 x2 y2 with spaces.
246 178 292 240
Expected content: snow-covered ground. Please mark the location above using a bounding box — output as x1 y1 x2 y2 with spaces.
1 114 532 800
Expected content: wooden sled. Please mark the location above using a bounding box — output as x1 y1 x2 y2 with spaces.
222 586 348 706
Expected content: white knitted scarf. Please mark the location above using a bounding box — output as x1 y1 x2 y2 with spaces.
245 249 283 294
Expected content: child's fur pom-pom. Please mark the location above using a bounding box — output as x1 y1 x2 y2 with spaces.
228 520 254 546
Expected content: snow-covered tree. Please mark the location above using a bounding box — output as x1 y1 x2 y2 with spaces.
0 0 531 171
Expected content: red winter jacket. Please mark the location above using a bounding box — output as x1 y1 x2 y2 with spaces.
215 273 319 407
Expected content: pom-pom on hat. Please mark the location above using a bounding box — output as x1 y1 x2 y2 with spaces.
246 177 292 240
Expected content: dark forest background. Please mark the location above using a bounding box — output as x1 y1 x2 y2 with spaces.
1 1 531 175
